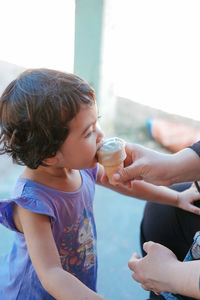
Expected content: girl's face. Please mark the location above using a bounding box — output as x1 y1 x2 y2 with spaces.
57 103 104 170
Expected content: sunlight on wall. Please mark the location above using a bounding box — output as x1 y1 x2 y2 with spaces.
0 0 75 72
113 0 200 121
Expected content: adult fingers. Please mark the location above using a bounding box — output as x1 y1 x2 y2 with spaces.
112 165 142 184
143 241 156 254
185 203 200 215
100 172 109 184
141 284 151 291
128 252 141 270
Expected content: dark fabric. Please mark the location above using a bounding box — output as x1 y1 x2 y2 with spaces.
147 291 185 300
147 295 165 300
189 141 200 157
140 183 200 300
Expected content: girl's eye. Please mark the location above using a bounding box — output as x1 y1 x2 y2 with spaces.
85 131 93 138
84 119 100 138
85 125 96 138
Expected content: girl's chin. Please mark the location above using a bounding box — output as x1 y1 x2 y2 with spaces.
91 161 98 168
83 157 98 169
89 158 98 168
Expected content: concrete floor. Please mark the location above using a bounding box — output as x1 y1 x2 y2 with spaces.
95 185 148 299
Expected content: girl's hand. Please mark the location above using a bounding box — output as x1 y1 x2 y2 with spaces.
177 183 200 215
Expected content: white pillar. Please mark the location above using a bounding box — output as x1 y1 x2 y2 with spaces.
98 0 118 136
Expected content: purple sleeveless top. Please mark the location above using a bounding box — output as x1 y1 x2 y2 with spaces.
0 168 98 299
189 141 200 157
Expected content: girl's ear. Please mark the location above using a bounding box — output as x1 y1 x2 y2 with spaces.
43 156 58 166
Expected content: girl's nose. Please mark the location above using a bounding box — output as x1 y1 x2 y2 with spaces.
96 123 104 142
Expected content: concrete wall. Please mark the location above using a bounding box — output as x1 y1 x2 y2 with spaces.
0 61 25 95
0 0 74 72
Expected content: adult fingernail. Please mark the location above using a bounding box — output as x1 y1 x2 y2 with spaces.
113 173 120 181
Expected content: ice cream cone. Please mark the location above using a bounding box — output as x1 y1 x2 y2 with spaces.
97 137 126 185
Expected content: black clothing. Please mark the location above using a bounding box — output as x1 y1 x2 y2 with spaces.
189 141 200 157
141 183 200 300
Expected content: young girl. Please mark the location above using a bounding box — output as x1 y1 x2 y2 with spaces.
0 69 199 300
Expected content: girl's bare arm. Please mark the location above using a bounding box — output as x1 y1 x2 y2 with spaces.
97 164 200 215
16 205 105 300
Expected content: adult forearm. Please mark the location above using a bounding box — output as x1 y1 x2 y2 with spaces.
41 267 105 300
169 148 200 184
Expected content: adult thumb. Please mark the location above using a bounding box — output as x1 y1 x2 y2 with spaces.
112 165 139 183
143 241 156 253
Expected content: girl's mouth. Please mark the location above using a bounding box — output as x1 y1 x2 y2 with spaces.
95 153 98 161
95 139 104 161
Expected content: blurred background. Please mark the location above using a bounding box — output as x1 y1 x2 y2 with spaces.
0 1 200 299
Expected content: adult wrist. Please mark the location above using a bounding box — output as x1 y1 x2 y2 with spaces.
165 260 183 294
169 148 200 184
169 261 200 298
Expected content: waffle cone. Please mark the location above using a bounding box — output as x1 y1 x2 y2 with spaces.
104 161 124 185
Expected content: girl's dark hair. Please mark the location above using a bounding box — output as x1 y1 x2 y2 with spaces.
0 68 95 169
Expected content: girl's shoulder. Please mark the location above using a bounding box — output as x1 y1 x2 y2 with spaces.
0 177 56 232
0 169 98 232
